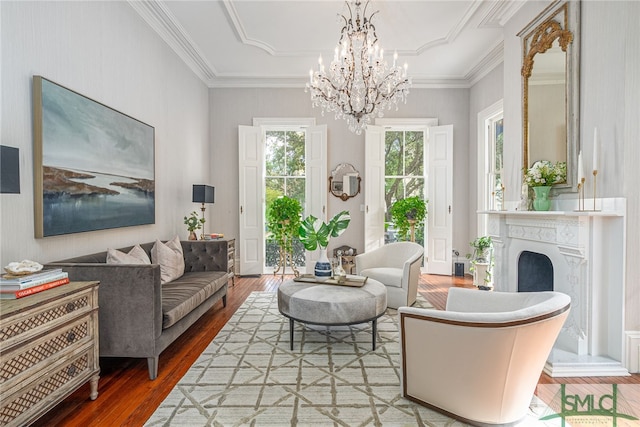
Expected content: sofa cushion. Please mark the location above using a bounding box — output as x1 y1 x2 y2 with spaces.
106 244 151 265
161 271 228 328
151 236 185 284
360 267 403 288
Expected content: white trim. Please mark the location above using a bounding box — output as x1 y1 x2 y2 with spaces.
375 118 438 129
253 117 315 127
625 331 640 373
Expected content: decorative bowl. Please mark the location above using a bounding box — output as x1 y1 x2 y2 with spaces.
4 260 44 276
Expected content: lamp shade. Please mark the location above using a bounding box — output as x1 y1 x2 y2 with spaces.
192 185 214 204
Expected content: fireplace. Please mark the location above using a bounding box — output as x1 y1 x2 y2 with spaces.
486 198 629 377
518 251 553 292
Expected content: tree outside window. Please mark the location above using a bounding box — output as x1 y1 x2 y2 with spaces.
265 130 306 268
384 130 425 246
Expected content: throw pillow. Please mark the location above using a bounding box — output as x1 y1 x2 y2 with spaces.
151 236 185 284
106 244 151 265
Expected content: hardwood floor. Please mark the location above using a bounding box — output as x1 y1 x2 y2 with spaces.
37 274 639 426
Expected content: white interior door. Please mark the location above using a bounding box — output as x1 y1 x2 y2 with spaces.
364 125 386 252
427 125 453 275
238 125 263 275
304 125 327 268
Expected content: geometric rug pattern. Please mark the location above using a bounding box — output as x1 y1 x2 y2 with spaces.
145 292 550 426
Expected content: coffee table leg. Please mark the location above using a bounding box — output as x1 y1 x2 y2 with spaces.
289 318 294 350
372 319 377 351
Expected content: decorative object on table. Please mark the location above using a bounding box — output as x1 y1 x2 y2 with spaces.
328 163 361 201
299 210 351 278
0 145 20 194
467 236 493 289
333 245 357 274
305 0 410 135
389 196 427 242
183 211 204 240
1 264 70 299
33 76 155 238
576 150 586 211
266 196 303 278
4 259 43 276
523 160 566 211
192 184 215 239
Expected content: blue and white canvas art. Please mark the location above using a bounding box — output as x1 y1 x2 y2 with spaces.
34 76 155 237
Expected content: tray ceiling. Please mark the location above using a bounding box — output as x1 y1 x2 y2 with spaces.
129 0 527 88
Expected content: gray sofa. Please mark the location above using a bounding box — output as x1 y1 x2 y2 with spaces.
47 240 230 380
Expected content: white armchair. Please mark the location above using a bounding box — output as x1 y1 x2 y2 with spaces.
355 242 424 309
399 288 570 425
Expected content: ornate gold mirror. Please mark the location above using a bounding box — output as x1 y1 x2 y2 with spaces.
519 0 580 192
329 163 361 201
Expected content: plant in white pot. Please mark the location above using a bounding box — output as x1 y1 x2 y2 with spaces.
299 210 350 278
467 236 494 289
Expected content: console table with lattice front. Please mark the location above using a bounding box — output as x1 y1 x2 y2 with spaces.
0 281 99 426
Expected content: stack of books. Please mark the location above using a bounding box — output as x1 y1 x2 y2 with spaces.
0 268 69 299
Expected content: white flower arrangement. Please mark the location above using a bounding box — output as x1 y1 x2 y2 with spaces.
524 160 566 187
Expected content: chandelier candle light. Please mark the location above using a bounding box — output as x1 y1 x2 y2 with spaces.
306 0 411 135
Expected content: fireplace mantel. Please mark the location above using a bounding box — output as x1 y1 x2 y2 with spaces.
483 198 629 377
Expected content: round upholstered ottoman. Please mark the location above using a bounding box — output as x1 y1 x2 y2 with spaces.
277 277 387 350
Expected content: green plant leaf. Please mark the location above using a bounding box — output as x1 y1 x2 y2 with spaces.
299 210 350 251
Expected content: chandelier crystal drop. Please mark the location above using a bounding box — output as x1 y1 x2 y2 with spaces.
305 0 411 135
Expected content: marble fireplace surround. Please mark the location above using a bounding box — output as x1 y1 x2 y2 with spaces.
485 197 629 377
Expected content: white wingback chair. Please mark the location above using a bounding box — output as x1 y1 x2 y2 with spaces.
355 242 424 309
399 288 571 425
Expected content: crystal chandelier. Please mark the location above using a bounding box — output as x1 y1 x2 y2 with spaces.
306 0 411 135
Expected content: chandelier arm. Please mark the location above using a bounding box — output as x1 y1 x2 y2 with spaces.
306 0 411 133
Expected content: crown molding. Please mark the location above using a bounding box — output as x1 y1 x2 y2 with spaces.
477 0 527 28
127 0 216 82
466 41 504 86
129 0 505 90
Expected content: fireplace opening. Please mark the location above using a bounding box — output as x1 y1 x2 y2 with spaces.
518 251 553 292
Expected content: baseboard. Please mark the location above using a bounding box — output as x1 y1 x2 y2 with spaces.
625 331 640 373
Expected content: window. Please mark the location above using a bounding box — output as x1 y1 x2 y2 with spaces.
477 100 504 235
384 129 425 246
264 129 306 270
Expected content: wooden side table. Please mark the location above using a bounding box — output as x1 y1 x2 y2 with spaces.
0 281 100 426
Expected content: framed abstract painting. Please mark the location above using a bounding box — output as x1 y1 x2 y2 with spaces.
33 76 155 237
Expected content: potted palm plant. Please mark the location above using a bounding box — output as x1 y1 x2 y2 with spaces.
266 196 302 276
299 210 350 278
390 197 427 242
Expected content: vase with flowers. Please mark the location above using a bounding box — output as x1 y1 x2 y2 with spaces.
524 160 566 211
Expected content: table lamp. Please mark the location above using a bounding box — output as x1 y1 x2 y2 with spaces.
192 184 215 239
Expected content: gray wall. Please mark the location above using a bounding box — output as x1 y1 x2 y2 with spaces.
0 1 210 265
209 87 470 261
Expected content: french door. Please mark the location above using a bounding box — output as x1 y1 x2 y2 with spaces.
238 122 326 275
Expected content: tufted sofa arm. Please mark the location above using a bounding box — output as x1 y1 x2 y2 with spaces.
181 240 229 273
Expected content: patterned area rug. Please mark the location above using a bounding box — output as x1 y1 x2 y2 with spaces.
145 292 549 426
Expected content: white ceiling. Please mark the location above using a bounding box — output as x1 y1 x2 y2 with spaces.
129 0 527 89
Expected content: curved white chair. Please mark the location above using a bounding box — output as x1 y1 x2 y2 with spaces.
355 242 424 309
399 288 570 425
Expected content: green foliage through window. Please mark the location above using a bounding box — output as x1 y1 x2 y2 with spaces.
265 130 306 268
384 130 425 246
